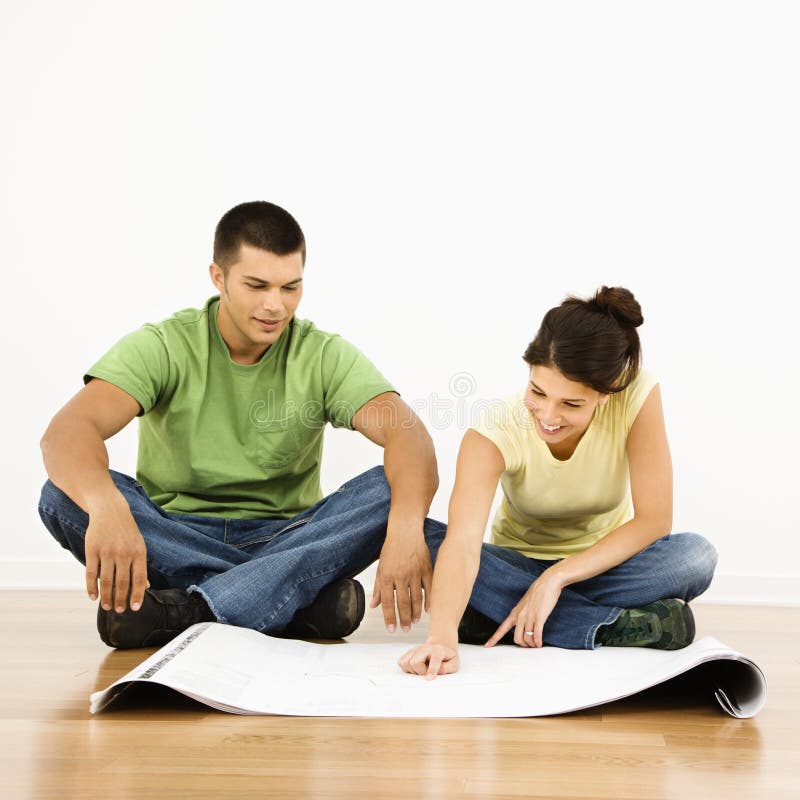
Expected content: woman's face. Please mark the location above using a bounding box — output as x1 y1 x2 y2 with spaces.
523 365 609 449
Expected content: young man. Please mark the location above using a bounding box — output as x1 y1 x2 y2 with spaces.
39 201 440 648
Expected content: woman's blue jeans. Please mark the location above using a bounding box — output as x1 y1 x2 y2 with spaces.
425 531 718 650
39 466 717 648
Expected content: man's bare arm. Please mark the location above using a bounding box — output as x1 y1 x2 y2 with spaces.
40 379 147 612
352 392 439 631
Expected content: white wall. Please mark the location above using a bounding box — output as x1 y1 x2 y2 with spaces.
1 1 798 604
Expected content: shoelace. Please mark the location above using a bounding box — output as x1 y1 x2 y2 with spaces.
614 615 660 644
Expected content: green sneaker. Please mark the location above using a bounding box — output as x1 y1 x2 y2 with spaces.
596 599 695 650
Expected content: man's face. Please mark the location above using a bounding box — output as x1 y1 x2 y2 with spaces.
209 243 304 364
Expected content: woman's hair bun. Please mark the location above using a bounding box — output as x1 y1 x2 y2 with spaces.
589 286 643 329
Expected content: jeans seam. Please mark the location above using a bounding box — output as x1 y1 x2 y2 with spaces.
38 505 87 537
235 516 313 550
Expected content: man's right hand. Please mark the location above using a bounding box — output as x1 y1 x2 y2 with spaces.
84 493 148 613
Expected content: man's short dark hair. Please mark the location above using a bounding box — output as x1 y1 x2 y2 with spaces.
213 201 306 271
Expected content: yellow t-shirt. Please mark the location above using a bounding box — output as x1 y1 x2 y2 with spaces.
474 369 659 560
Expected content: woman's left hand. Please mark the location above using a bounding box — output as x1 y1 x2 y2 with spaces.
485 571 563 648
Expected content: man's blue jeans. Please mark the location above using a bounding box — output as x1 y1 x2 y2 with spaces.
39 465 716 648
38 465 436 633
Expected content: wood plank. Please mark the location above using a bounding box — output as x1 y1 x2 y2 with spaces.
1 591 797 799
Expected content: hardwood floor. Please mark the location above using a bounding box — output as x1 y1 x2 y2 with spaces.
1 591 797 799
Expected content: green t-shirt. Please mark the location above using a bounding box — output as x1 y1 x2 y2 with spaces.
84 296 396 519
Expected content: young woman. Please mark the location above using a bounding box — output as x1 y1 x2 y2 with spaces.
399 287 717 679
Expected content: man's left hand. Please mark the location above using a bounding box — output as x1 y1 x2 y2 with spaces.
370 528 432 632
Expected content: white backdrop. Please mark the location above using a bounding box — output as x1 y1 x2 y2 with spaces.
1 1 798 603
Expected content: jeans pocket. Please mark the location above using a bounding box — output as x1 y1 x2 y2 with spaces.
236 515 313 549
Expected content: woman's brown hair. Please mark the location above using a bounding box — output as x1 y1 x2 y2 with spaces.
523 286 644 394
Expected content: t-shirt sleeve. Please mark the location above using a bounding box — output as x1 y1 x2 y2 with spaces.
472 395 526 473
83 324 171 416
320 336 397 429
623 369 659 433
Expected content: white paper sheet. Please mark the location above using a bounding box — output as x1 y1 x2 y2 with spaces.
90 623 767 718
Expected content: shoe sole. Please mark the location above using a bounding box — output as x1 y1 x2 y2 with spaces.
654 600 696 650
336 579 365 638
96 603 113 647
676 601 696 649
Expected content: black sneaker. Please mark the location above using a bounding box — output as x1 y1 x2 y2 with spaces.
282 578 365 639
97 588 216 649
458 605 514 645
596 599 696 650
